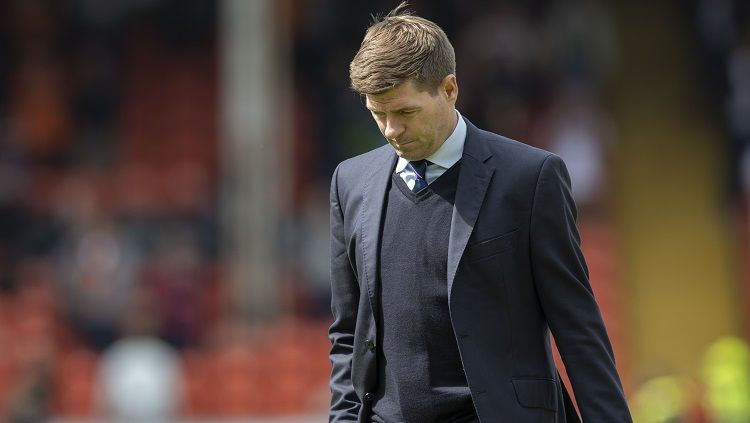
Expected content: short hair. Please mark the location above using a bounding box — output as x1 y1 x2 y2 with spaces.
349 2 456 95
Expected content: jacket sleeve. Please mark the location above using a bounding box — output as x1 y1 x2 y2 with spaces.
529 154 632 422
328 164 361 422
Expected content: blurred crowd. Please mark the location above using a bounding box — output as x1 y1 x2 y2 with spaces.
686 5 750 422
688 0 750 205
688 0 750 348
0 0 330 420
0 0 746 421
0 0 219 343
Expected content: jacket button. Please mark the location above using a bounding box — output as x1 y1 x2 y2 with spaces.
363 339 376 352
363 392 374 401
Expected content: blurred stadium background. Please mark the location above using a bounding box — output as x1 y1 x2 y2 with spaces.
0 0 748 421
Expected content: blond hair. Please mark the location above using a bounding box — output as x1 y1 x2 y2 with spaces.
349 2 456 95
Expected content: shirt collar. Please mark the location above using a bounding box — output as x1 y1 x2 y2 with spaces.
395 109 466 172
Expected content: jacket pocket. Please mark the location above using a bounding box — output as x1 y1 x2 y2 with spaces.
512 378 558 411
466 229 518 261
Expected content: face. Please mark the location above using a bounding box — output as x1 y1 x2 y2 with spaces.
365 75 458 161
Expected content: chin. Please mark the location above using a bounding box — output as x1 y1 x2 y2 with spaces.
399 152 421 161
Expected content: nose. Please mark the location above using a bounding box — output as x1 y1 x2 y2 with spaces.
384 118 404 140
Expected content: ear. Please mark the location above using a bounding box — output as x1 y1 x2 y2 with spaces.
441 74 458 102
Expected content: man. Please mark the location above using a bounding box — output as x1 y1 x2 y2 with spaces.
328 3 631 422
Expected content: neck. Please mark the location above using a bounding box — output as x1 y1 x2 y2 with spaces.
436 108 458 149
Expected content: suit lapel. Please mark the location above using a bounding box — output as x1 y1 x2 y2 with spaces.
360 147 397 318
448 119 494 297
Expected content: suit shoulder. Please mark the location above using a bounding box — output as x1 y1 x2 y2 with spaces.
479 129 557 169
331 144 393 195
336 144 391 173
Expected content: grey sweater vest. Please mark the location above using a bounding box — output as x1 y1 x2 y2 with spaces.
372 162 478 423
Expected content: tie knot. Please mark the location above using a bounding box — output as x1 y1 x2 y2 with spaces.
408 159 430 180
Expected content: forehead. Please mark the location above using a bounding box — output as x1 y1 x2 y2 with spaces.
365 81 431 111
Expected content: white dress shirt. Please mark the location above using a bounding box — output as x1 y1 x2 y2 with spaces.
395 110 467 190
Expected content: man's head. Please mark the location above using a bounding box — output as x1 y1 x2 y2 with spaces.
350 2 458 161
349 2 455 95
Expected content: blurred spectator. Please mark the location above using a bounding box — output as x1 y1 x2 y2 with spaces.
631 375 706 423
702 336 750 422
454 2 536 140
140 225 214 348
3 261 57 423
96 279 183 422
0 128 30 292
730 38 750 199
533 81 617 213
690 0 749 202
97 337 183 422
692 0 735 111
279 183 333 317
540 0 619 87
53 171 140 350
5 340 54 423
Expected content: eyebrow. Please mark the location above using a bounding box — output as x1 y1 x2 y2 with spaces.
366 106 420 113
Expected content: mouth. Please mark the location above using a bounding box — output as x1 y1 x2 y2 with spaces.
392 139 414 147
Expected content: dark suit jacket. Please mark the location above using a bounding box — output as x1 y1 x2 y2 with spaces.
328 118 632 422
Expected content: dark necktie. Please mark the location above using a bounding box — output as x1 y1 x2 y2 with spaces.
407 159 430 192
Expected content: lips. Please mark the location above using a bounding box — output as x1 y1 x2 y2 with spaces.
393 139 414 147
